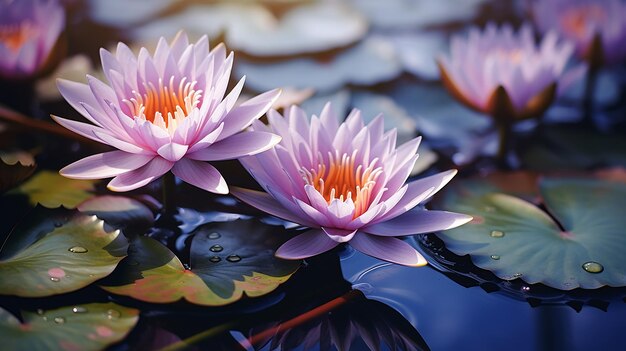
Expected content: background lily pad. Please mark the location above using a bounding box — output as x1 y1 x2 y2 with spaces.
102 219 301 306
77 195 156 236
436 177 626 290
0 208 128 297
0 302 138 351
0 151 36 193
10 170 96 208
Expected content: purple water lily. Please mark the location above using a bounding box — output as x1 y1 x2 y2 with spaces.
53 32 281 193
232 104 471 266
532 0 626 66
438 23 583 122
0 0 64 79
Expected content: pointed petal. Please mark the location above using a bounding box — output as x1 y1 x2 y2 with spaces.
93 131 151 154
364 209 473 236
231 187 314 226
350 234 427 267
322 227 356 243
171 158 228 194
107 157 174 192
275 229 339 260
60 151 153 180
51 115 108 143
157 142 189 162
216 88 281 141
188 131 280 161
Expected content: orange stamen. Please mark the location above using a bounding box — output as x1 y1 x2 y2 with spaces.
561 5 606 40
301 150 382 218
0 21 36 52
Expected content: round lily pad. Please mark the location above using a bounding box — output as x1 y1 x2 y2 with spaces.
101 219 301 306
436 177 626 290
10 170 96 208
0 208 128 297
0 151 36 193
0 303 138 351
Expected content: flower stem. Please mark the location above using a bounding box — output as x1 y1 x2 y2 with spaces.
582 65 598 127
496 121 512 168
161 171 176 216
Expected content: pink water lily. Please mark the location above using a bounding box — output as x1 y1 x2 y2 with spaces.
438 23 584 122
0 0 64 79
53 32 281 193
232 104 472 266
532 0 626 66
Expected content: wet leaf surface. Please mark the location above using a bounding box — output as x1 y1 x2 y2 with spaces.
0 208 128 297
10 171 96 209
0 302 138 351
102 219 301 306
436 176 626 290
77 195 156 236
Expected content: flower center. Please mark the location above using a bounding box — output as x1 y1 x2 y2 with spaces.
301 151 383 218
123 76 202 133
492 49 524 63
561 5 606 40
0 21 36 52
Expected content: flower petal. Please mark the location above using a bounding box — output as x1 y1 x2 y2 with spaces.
60 151 154 180
216 88 281 141
275 229 339 260
350 234 427 267
364 209 473 236
93 131 152 154
230 187 314 226
322 227 357 243
187 131 281 161
157 142 189 162
107 157 174 192
171 158 228 194
51 115 108 143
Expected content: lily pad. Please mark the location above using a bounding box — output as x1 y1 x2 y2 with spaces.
0 208 128 297
77 196 156 236
436 177 626 290
0 303 138 351
10 170 96 208
102 219 301 306
0 151 36 193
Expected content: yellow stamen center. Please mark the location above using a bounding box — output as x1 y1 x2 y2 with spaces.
0 21 35 52
301 150 383 218
123 76 202 134
561 5 606 40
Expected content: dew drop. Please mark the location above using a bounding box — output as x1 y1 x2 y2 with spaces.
209 256 221 263
521 286 530 292
50 277 60 282
36 309 44 315
106 309 121 320
582 261 604 274
490 230 505 238
490 255 500 260
513 273 523 278
72 306 87 313
68 246 88 253
53 317 65 324
42 316 48 321
226 255 241 263
209 244 223 252
208 232 221 239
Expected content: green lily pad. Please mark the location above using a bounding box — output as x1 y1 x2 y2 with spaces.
0 302 138 351
0 151 36 193
436 177 626 290
77 196 156 236
102 219 301 306
0 208 128 297
10 170 96 208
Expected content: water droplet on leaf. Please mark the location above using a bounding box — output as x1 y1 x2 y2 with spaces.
490 255 500 260
106 309 120 320
582 261 604 273
72 306 87 313
68 246 88 253
208 232 221 239
50 277 60 282
209 256 221 263
53 317 65 324
210 244 223 252
36 309 44 315
490 230 505 238
226 255 241 262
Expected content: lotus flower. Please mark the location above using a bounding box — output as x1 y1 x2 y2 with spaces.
438 23 583 122
53 32 281 193
0 0 64 79
232 104 472 266
531 0 626 66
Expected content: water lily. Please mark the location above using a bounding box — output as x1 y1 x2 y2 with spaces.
232 104 471 266
53 32 281 193
0 0 65 79
531 0 626 66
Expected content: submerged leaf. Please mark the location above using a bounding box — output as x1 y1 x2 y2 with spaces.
0 303 138 351
102 219 301 306
436 177 626 290
0 209 128 297
10 171 96 208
